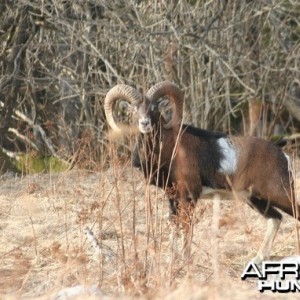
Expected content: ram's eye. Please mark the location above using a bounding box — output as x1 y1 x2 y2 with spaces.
158 99 169 112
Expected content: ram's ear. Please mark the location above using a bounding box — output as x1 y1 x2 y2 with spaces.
110 100 137 127
158 98 175 124
118 100 132 111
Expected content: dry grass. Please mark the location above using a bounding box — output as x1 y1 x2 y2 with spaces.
1 159 300 299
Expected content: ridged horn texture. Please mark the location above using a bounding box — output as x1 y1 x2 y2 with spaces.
104 84 142 132
146 81 183 129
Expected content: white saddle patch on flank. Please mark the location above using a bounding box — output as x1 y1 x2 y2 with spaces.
217 138 238 175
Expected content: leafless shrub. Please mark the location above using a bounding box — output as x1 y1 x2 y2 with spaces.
0 0 299 166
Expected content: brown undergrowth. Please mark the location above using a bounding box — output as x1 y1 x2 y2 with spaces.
0 159 300 299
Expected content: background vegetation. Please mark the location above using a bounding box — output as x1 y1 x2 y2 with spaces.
0 0 300 170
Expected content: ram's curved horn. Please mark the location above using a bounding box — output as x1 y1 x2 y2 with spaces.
104 84 142 132
146 81 183 129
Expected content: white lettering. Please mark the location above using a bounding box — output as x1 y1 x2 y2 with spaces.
262 261 281 279
242 261 300 293
258 280 300 293
279 263 300 280
241 262 263 280
258 280 276 292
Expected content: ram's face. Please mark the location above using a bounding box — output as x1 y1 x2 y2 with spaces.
135 97 157 134
135 97 172 134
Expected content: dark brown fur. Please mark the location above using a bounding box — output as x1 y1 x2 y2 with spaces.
134 123 298 260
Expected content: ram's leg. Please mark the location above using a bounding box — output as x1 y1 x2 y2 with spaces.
248 196 282 264
178 198 196 260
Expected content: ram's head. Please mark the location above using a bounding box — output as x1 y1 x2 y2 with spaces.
104 81 184 135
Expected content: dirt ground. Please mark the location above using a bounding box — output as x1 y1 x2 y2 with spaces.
1 161 300 299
